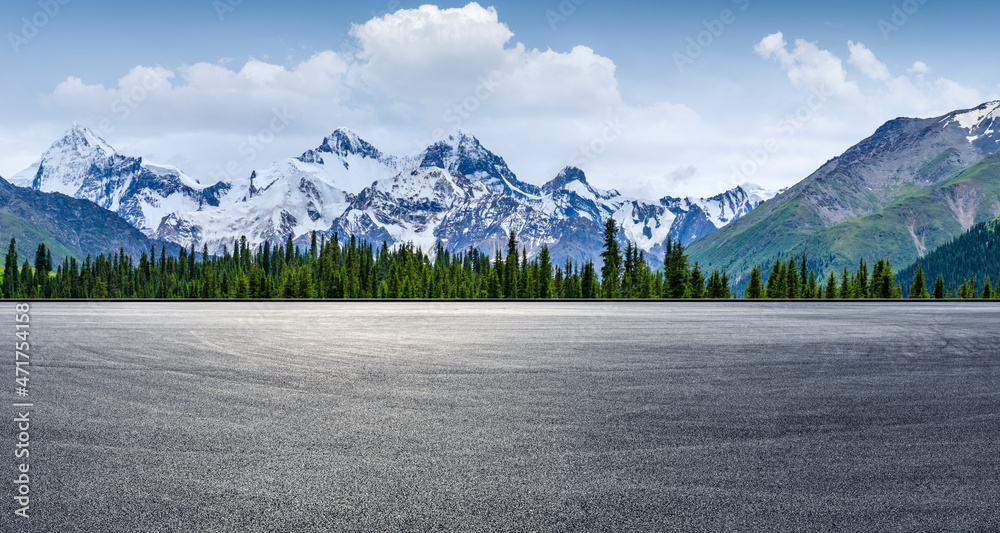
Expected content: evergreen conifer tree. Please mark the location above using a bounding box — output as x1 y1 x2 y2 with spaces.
933 275 945 299
909 264 929 299
3 237 18 298
688 262 705 299
600 219 621 299
745 265 763 299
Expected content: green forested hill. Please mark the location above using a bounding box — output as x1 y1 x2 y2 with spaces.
896 216 1000 297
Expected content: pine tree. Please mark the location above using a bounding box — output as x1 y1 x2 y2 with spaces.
854 258 869 298
504 232 518 299
872 259 894 299
285 234 295 264
982 276 994 299
799 252 809 297
933 274 945 299
784 257 799 299
600 219 621 299
538 245 552 299
581 260 598 298
805 271 818 299
688 262 705 299
745 265 763 299
909 264 929 299
766 258 783 299
3 237 18 299
825 271 838 298
839 267 852 299
662 238 689 299
519 249 529 299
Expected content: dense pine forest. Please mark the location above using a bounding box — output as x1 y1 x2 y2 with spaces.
0 219 995 300
896 217 1000 299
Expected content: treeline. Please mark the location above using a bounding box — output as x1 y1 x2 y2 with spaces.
0 219 995 300
0 220 722 300
742 254 993 299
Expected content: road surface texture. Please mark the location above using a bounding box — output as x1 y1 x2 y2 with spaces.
2 301 999 532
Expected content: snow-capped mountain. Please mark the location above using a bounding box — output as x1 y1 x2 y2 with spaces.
155 158 354 253
8 125 778 266
537 167 780 249
12 124 225 233
293 128 411 194
417 131 542 198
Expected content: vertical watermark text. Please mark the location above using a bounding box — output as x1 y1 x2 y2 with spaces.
12 302 32 519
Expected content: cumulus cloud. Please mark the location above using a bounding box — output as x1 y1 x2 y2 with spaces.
16 6 994 202
32 2 712 198
349 3 514 100
847 41 890 81
754 34 983 117
754 32 862 102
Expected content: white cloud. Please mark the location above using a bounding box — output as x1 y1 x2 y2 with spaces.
28 2 717 199
907 61 931 75
847 41 890 81
8 7 995 203
349 3 514 100
754 32 862 102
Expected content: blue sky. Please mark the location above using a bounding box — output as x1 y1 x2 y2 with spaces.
2 0 998 197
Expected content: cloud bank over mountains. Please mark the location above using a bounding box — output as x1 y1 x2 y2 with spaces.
4 3 996 199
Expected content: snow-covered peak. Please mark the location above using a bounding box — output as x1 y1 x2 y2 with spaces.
738 182 784 206
23 123 120 195
541 167 588 194
541 167 618 200
11 124 224 234
943 101 1000 132
422 131 488 166
55 123 117 158
674 183 783 229
299 127 390 164
7 161 40 188
418 131 541 198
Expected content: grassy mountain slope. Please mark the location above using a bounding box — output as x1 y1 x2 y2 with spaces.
0 211 78 262
689 105 1000 282
0 176 181 264
790 150 1000 274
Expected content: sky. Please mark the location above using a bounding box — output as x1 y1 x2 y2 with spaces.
2 0 999 198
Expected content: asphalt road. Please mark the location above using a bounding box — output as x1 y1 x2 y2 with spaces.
2 301 999 532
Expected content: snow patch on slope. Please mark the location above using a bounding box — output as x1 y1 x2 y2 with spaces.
944 101 1000 139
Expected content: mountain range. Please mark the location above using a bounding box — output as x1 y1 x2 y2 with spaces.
5 100 1000 281
6 125 777 267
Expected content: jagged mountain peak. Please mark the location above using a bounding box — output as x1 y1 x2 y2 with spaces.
299 127 388 164
424 130 487 160
542 167 588 194
419 131 541 198
48 123 117 160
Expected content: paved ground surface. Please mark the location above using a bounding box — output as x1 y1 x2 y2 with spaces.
2 301 999 532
